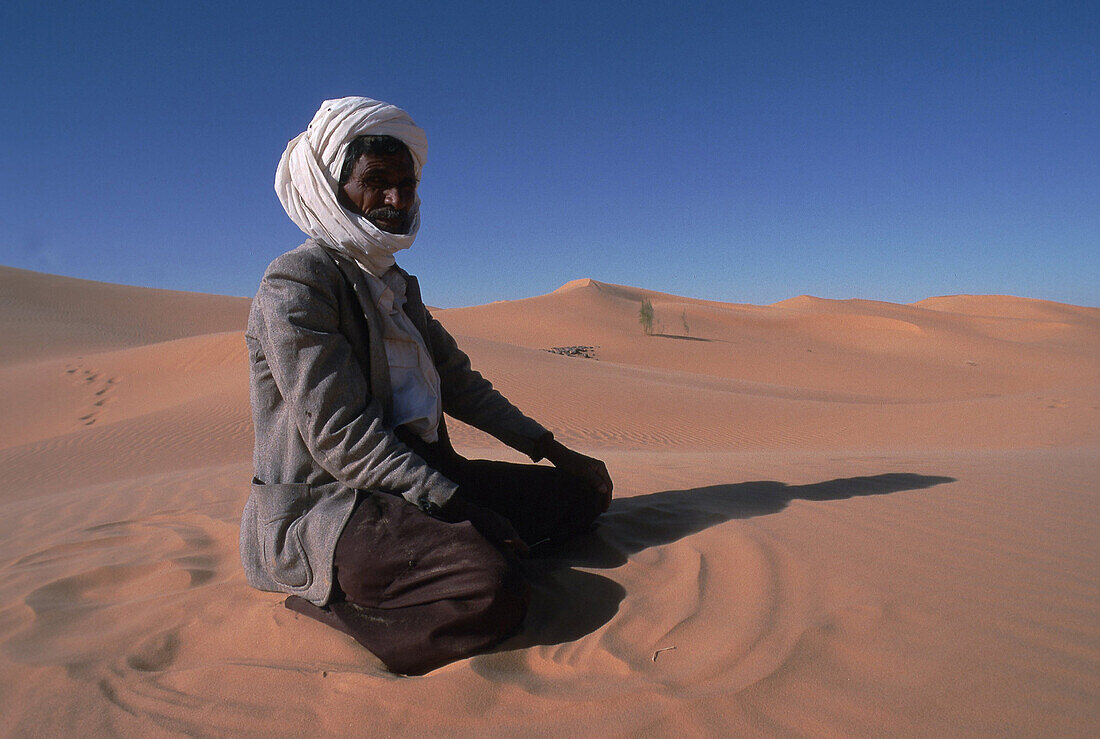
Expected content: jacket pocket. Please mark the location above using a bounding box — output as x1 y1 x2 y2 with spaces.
253 481 314 590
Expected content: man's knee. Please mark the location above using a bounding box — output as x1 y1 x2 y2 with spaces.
458 552 530 638
554 476 605 538
494 558 530 626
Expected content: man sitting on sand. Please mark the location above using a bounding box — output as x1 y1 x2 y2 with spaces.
240 97 613 675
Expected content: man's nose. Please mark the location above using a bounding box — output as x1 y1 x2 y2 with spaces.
384 187 409 209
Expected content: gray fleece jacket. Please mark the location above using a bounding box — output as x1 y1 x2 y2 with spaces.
240 240 548 604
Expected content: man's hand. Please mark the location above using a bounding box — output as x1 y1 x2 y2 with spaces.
541 439 613 512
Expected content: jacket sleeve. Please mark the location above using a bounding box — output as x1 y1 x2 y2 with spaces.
423 308 551 459
255 252 459 510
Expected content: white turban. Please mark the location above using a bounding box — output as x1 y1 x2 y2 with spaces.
275 97 429 276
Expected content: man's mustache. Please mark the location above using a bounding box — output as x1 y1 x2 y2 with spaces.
366 207 407 223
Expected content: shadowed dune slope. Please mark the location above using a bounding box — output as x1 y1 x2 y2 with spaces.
0 265 250 364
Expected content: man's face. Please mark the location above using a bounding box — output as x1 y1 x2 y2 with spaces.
338 151 418 234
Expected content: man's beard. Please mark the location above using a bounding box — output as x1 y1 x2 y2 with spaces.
366 207 411 234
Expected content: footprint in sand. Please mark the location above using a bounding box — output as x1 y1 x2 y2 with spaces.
125 630 180 672
65 362 118 426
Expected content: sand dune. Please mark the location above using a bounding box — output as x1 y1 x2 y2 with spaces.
0 265 250 364
1 268 1096 735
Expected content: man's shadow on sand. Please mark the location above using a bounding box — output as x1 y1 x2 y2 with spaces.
508 472 955 649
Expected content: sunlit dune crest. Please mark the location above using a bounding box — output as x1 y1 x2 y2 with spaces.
0 268 1096 735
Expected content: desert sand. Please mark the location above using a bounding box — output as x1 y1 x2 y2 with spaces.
1 263 1097 736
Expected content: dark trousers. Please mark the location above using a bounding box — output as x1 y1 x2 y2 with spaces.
286 431 602 676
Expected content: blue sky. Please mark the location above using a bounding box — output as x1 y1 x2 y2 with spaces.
1 0 1096 307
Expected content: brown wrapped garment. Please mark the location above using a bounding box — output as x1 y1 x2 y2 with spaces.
285 429 603 676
